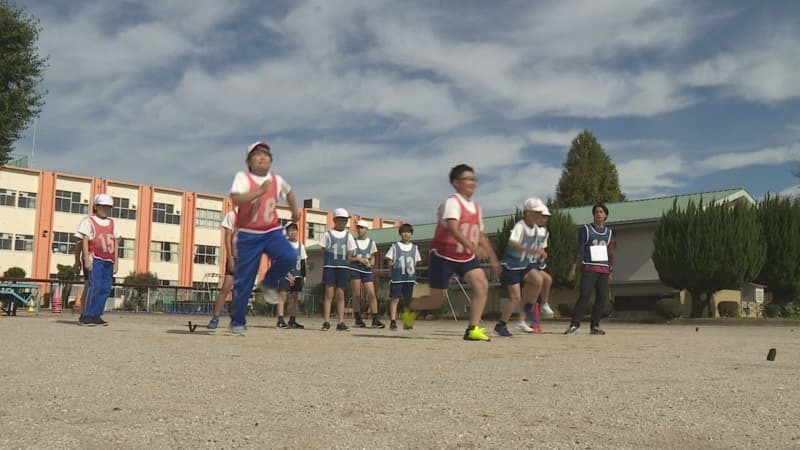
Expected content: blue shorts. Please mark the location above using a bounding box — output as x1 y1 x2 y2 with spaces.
278 276 304 293
389 282 414 300
322 267 350 289
350 271 374 283
428 253 482 290
501 264 538 287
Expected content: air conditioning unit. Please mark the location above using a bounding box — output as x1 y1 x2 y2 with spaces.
303 198 320 209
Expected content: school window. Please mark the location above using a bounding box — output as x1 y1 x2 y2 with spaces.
18 191 37 209
54 189 89 214
51 231 76 254
0 233 12 250
150 240 179 262
14 234 34 252
118 238 135 259
152 202 181 225
307 222 326 240
195 208 222 229
111 197 137 220
0 189 16 207
194 245 219 265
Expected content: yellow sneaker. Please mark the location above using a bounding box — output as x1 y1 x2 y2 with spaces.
401 309 417 330
463 326 491 341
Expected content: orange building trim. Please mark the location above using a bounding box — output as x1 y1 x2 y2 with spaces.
32 171 55 281
135 186 153 274
179 192 196 285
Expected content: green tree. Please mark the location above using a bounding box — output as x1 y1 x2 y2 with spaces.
0 0 48 165
653 199 766 317
123 271 160 311
55 263 80 306
755 195 800 303
492 207 577 288
553 130 626 208
3 266 26 278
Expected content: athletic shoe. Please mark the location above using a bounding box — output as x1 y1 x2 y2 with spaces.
354 318 367 328
494 323 513 337
463 326 491 341
514 321 533 333
288 319 304 329
590 327 606 335
389 320 397 330
532 324 543 334
78 316 96 327
92 316 109 326
540 303 554 318
564 323 580 335
401 309 416 330
336 322 349 331
371 318 386 329
321 321 331 331
276 317 288 329
263 287 280 305
207 316 219 329
229 323 246 335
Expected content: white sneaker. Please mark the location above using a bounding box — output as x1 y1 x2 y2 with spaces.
540 303 554 318
514 321 533 333
263 287 280 305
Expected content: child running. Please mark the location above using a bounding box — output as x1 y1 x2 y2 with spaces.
385 223 421 330
228 141 300 335
320 208 356 331
207 210 235 329
76 194 120 326
495 198 552 337
402 164 501 341
276 222 307 329
349 219 384 328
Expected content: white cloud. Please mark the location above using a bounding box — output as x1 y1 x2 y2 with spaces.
693 144 800 173
528 129 581 148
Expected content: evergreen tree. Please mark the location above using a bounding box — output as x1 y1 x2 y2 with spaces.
553 130 626 208
653 199 766 317
755 195 800 303
0 0 48 164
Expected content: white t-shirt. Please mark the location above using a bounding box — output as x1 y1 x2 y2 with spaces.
289 240 308 260
230 171 291 199
76 216 121 240
440 193 484 231
320 228 357 251
221 211 235 231
352 238 377 256
385 241 422 263
509 222 548 248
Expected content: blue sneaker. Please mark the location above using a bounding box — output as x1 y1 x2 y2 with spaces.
494 323 513 337
207 316 219 329
228 322 246 335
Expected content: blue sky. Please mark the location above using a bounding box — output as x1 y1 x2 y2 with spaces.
13 0 800 223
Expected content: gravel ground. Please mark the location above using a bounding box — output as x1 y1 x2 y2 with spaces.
2 313 799 449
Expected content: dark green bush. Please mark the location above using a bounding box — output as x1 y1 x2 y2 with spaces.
556 303 573 317
717 301 740 318
764 303 783 318
655 298 683 320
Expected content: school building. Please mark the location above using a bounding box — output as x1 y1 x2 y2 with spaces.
306 187 764 318
0 164 399 293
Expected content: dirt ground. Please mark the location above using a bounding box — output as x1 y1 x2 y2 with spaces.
2 312 798 449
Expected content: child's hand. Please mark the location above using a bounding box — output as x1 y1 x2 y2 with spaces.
257 177 272 194
286 273 296 286
84 261 92 272
474 246 488 260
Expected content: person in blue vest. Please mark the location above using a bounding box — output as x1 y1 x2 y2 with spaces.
384 223 421 330
564 203 615 335
349 219 385 328
276 222 307 329
320 208 357 331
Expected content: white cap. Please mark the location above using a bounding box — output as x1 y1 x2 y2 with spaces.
333 208 349 218
538 206 552 216
356 219 370 229
94 193 113 206
523 197 545 211
247 141 271 156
